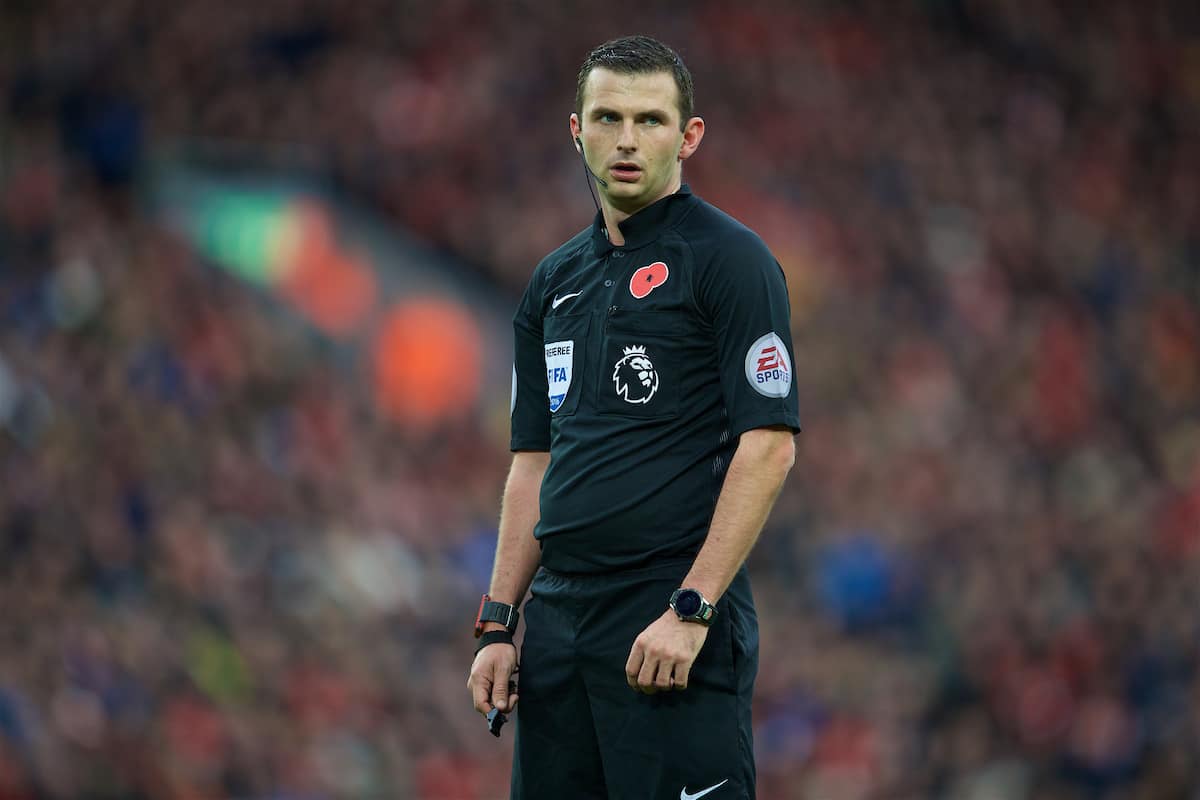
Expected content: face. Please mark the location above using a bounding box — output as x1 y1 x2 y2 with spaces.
571 68 704 217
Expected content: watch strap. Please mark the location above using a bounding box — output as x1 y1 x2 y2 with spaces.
475 594 520 637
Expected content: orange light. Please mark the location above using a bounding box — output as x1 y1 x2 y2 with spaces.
373 299 483 426
279 204 378 337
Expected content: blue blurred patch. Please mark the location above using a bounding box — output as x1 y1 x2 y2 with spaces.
452 526 499 589
815 531 918 630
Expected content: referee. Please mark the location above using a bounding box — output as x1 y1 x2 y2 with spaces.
468 35 799 800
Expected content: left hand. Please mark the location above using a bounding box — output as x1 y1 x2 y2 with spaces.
625 609 710 694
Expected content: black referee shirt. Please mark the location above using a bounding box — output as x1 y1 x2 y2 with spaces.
510 185 800 574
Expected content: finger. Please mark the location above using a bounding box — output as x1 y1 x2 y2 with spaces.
637 655 659 694
471 674 494 715
673 660 691 691
625 641 645 690
654 659 674 692
492 663 513 712
507 691 519 712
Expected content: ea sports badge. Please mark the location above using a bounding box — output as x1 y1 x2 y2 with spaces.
544 339 574 412
745 332 792 398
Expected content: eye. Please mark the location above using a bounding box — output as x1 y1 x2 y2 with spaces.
599 112 619 124
644 116 662 126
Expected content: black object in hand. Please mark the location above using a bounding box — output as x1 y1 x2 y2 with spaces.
485 680 517 738
486 707 507 737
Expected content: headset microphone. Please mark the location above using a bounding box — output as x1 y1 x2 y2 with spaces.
575 137 608 187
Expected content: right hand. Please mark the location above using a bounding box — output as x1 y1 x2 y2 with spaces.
467 640 519 715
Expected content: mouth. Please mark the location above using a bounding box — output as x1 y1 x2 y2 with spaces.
609 162 643 182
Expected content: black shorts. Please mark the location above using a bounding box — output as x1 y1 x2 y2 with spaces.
511 560 758 800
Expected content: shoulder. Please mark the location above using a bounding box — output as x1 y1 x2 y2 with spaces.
678 196 774 264
534 225 593 282
517 226 593 323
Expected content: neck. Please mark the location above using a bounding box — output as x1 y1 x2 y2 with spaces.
599 173 682 247
600 203 629 247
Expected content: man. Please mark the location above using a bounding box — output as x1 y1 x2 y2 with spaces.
467 35 799 800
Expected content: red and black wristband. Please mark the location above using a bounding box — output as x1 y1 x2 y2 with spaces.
474 594 520 638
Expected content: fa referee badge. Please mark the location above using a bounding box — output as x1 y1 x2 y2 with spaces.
544 339 574 412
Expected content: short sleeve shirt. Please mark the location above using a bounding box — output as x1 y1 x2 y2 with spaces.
511 186 800 573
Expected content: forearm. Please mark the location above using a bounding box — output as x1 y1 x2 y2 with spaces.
682 427 795 603
487 451 549 609
468 452 546 716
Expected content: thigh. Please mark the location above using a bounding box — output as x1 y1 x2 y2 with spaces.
512 574 608 800
578 572 758 800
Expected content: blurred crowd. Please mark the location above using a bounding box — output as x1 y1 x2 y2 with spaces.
2 0 1200 798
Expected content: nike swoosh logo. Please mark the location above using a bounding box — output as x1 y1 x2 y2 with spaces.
681 778 729 800
552 291 582 309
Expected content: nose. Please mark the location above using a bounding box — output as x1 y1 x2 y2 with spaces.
617 120 638 152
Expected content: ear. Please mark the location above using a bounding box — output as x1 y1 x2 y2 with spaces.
678 116 705 161
570 114 583 152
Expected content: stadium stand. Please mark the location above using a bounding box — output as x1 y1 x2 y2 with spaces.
1 1 1198 797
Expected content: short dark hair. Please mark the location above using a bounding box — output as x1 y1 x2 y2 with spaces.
575 36 694 130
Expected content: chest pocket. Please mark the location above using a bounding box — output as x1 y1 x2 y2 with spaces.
596 310 683 419
543 313 590 418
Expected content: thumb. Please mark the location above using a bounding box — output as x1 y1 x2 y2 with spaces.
492 663 513 712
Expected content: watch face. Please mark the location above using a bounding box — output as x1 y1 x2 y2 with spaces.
674 590 702 617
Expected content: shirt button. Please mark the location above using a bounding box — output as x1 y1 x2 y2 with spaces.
613 251 626 258
604 279 613 287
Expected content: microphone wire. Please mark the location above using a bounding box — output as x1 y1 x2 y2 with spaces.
575 142 606 219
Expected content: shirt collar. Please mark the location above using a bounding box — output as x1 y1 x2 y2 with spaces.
590 184 694 256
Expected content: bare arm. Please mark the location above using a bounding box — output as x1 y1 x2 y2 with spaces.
485 450 549 611
468 450 549 715
680 426 795 602
626 426 795 693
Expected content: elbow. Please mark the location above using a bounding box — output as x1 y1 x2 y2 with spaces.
774 435 796 477
738 428 795 478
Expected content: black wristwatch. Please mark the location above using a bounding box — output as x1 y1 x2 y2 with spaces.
474 594 520 638
669 588 716 626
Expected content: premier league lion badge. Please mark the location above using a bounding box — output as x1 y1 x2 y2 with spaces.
612 345 659 404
